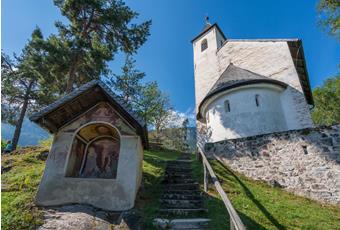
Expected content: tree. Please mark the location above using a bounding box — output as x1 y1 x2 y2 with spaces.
1 29 57 149
312 75 340 125
152 98 172 141
106 55 145 106
49 0 151 93
134 81 171 127
317 0 340 40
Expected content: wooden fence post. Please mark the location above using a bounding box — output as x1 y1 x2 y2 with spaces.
203 163 208 192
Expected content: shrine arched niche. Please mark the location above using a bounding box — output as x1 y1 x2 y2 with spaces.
65 122 120 179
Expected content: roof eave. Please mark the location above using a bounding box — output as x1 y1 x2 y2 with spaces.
191 23 226 43
287 40 314 106
197 79 288 119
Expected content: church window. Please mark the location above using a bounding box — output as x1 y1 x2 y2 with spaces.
255 94 260 107
201 39 208 52
224 100 230 112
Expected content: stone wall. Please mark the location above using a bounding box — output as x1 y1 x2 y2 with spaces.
205 125 340 204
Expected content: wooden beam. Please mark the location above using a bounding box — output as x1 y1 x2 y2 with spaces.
198 146 246 230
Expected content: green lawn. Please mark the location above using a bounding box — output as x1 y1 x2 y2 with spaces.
191 157 340 230
1 147 48 230
3 147 339 230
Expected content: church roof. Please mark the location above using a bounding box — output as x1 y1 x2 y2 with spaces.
30 80 148 148
191 23 226 43
197 64 288 120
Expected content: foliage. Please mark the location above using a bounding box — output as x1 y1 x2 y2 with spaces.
134 81 171 127
2 139 7 150
1 146 49 230
312 75 340 125
106 54 171 130
106 55 145 107
1 29 58 148
317 0 340 40
39 136 54 149
48 0 151 93
149 113 192 151
191 158 340 230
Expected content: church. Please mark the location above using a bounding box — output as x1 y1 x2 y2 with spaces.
192 21 314 143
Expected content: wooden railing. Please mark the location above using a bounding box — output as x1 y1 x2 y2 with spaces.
197 146 246 230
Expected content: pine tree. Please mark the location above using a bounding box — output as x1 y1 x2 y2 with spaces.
1 28 57 149
317 0 340 40
49 0 151 93
106 55 145 106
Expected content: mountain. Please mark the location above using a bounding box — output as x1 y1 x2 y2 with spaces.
1 118 49 146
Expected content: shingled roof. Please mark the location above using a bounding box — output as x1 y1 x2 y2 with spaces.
30 80 148 148
197 64 288 119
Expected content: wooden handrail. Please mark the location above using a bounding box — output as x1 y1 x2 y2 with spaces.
198 146 246 230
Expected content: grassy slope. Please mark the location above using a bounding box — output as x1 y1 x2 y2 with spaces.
191 157 340 230
2 147 340 230
1 146 181 230
1 146 48 230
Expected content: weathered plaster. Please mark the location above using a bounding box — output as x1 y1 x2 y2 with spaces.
35 103 143 211
192 27 313 144
204 84 287 141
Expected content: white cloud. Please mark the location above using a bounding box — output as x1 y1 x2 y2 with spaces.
165 108 196 128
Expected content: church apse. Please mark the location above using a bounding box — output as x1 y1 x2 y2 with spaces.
65 122 120 179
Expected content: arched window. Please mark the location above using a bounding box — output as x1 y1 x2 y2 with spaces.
65 122 120 179
201 39 208 52
206 111 210 123
224 100 230 112
255 94 260 107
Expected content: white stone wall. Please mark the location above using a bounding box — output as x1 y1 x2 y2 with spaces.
204 84 287 141
206 125 340 204
192 27 314 145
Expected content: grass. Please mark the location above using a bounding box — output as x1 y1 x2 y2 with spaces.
3 146 339 230
191 157 340 230
1 146 48 230
136 148 182 229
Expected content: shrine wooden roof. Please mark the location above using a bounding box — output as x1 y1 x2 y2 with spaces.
30 80 148 148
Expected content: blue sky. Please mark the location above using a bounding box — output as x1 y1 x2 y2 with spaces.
2 0 339 118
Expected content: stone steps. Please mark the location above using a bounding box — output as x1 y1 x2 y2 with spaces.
165 183 199 191
154 154 210 229
159 208 208 216
165 168 193 173
163 178 196 184
161 199 203 205
165 172 193 177
153 218 210 230
161 194 202 200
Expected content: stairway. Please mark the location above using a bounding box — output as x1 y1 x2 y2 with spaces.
153 154 210 230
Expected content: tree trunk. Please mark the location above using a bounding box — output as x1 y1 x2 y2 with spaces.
11 81 33 149
66 62 77 93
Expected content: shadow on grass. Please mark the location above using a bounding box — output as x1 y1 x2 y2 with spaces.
214 160 286 230
204 192 267 230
